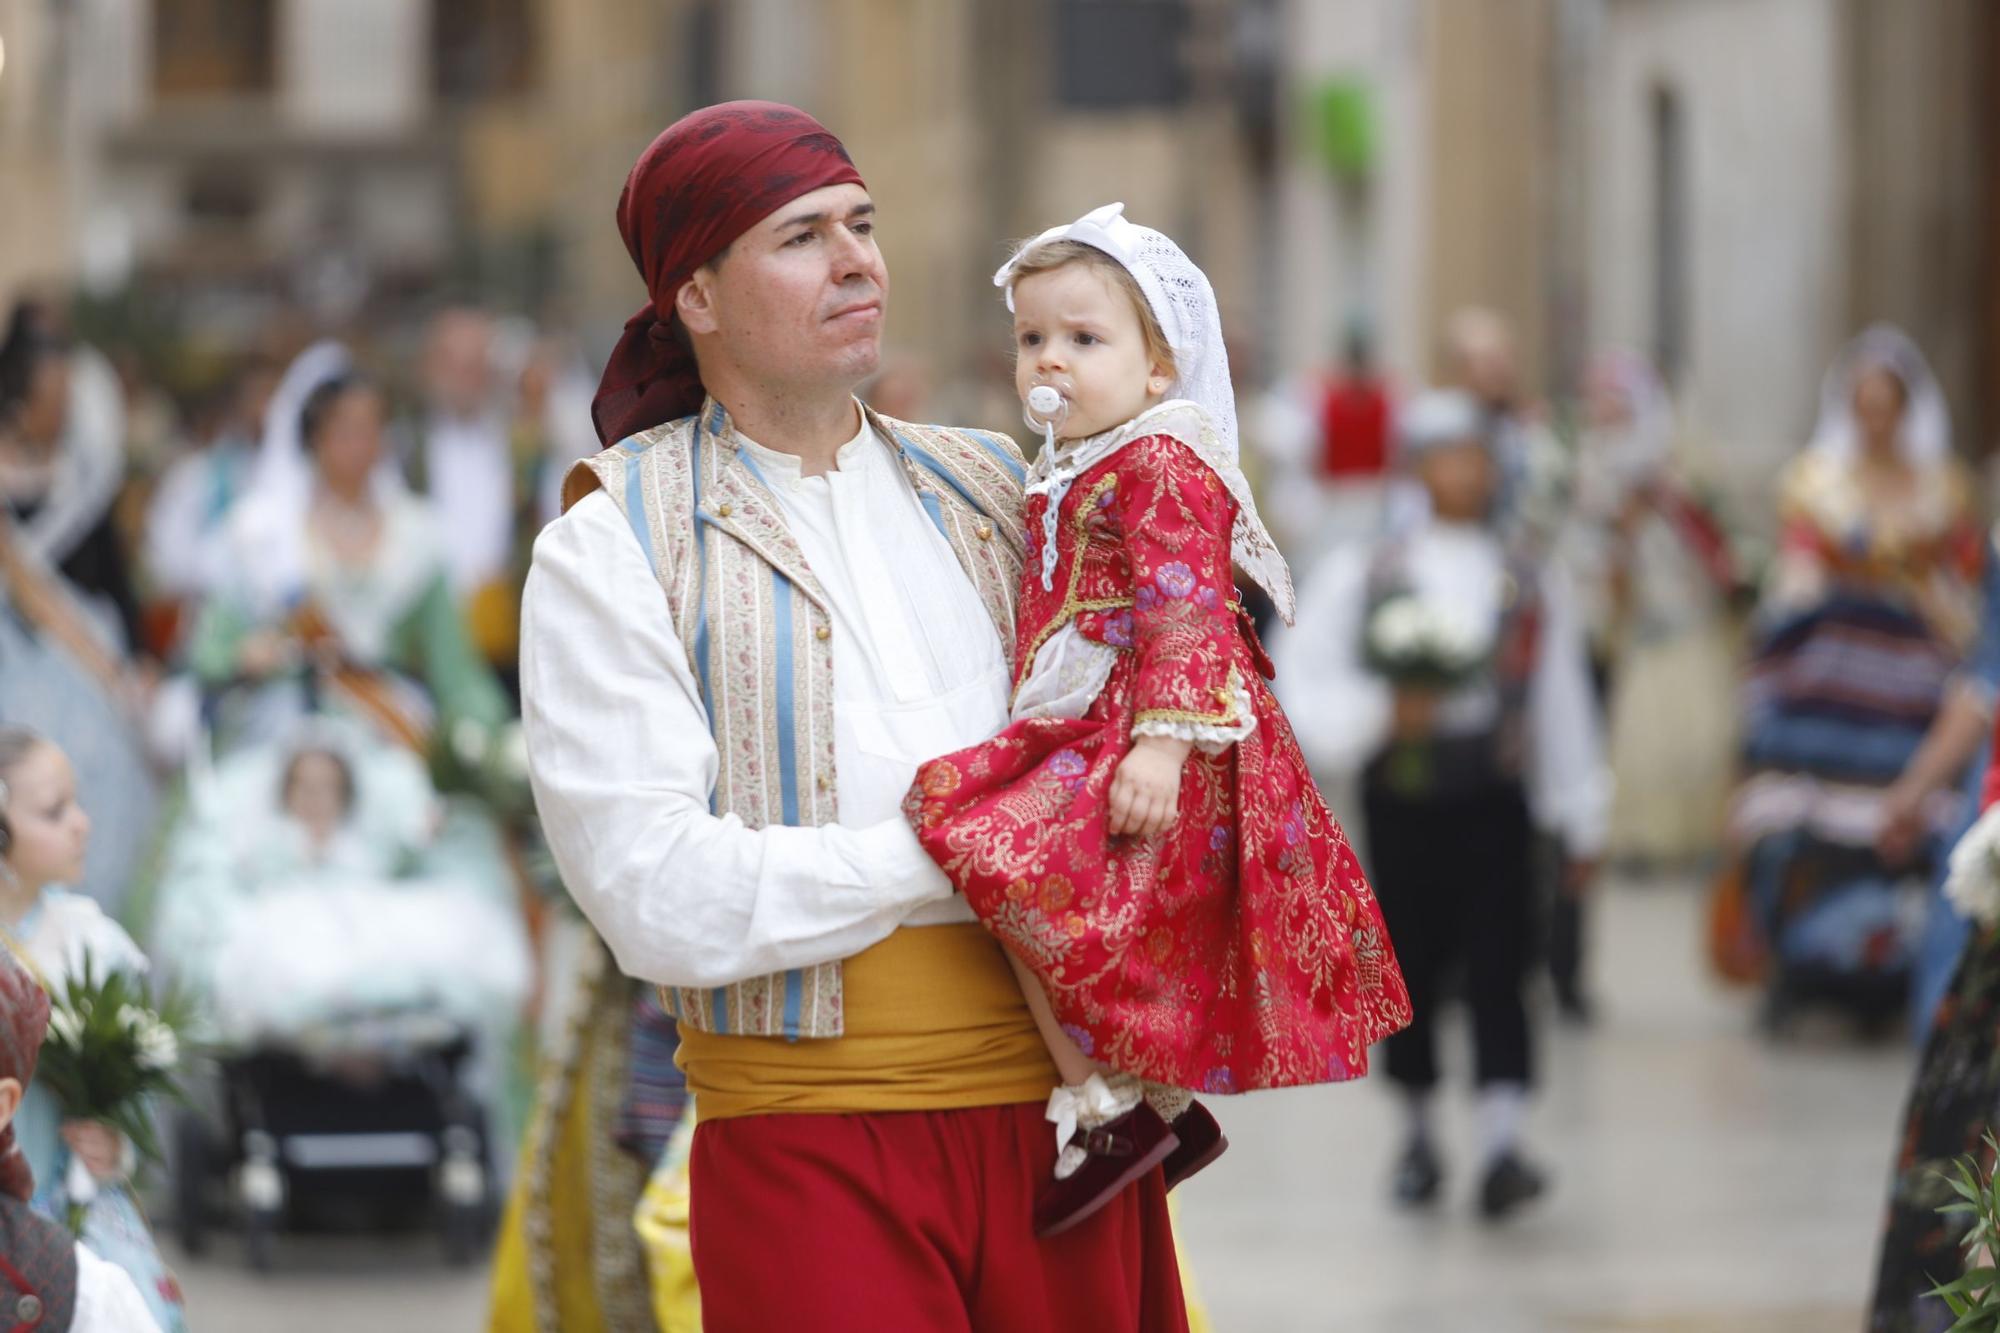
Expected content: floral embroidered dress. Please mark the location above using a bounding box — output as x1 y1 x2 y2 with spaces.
908 402 1411 1092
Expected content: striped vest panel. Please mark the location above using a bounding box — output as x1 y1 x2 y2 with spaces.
564 399 1026 1039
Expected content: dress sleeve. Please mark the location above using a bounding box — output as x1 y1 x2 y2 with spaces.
1525 562 1613 858
1269 546 1392 778
404 569 512 731
1115 435 1256 752
72 1241 166 1333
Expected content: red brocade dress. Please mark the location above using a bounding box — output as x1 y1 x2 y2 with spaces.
907 427 1411 1093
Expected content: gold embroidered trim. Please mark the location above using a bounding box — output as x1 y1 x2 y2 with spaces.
1132 665 1248 727
1014 474 1125 700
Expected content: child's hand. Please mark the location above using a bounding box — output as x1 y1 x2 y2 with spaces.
60 1120 125 1182
1391 688 1439 742
1110 735 1193 839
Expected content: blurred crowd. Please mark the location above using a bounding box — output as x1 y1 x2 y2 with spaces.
0 277 1993 1329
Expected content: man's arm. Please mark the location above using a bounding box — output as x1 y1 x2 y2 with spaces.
520 491 953 988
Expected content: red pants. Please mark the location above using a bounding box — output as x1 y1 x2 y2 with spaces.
689 1101 1190 1332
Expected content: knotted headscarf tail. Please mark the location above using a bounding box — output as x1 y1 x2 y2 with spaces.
0 946 50 1202
591 101 866 445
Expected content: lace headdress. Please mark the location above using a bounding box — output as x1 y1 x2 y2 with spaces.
994 203 1295 623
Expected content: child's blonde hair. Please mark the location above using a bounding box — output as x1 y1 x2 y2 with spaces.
1004 241 1179 380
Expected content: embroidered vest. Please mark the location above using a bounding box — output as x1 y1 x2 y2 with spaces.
562 398 1027 1039
0 1194 78 1333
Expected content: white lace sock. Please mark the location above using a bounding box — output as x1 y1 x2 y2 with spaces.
1142 1081 1193 1123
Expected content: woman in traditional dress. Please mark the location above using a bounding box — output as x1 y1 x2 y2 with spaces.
0 304 144 661
1561 350 1742 868
1729 326 1981 1026
185 345 510 760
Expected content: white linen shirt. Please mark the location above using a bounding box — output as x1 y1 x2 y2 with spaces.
520 412 1009 989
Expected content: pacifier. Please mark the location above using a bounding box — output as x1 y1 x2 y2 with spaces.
1023 379 1073 451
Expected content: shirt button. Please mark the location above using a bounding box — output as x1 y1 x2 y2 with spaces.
816 774 830 792
815 625 831 641
16 1294 42 1323
717 502 734 519
977 523 993 541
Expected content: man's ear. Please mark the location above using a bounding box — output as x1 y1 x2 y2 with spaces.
0 1078 20 1126
676 268 721 338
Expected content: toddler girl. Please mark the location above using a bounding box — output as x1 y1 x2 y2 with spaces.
908 204 1411 1235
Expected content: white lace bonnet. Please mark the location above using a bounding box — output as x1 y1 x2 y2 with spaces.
993 202 1296 624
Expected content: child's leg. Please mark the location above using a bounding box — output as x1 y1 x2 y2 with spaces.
1001 953 1192 1120
1004 951 1098 1086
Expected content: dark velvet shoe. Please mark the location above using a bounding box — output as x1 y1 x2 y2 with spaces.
1390 1138 1444 1208
1033 1103 1180 1238
1477 1150 1548 1221
1160 1101 1229 1191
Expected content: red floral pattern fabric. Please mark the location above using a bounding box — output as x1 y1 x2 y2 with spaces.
908 433 1411 1091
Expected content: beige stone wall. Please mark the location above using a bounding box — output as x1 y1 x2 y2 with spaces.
1844 0 1993 455
0 0 72 306
532 0 684 327
1418 0 1556 391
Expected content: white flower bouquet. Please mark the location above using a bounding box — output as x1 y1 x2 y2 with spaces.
1945 804 2000 927
1362 594 1491 693
34 955 193 1231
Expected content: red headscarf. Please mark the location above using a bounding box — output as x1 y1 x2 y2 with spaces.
0 947 49 1202
591 101 866 445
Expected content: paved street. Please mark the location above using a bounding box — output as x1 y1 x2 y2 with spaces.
170 876 1914 1331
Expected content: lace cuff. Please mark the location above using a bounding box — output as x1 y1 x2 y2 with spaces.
1132 670 1257 754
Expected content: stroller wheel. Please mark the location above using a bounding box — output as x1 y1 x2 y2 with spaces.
438 1124 490 1267
441 1201 485 1267
239 1131 285 1273
244 1205 278 1273
172 1110 211 1257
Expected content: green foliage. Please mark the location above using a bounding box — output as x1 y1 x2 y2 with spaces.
33 954 196 1168
1929 1132 2000 1331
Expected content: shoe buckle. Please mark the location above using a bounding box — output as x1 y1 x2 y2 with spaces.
1080 1126 1133 1157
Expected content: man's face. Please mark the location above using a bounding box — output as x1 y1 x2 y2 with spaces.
686 183 887 395
425 310 495 418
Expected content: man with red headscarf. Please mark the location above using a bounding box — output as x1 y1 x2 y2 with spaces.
509 102 1188 1330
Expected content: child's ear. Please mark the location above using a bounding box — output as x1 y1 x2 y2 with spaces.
1147 361 1173 398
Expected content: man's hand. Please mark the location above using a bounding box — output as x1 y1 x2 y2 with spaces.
1110 735 1193 839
